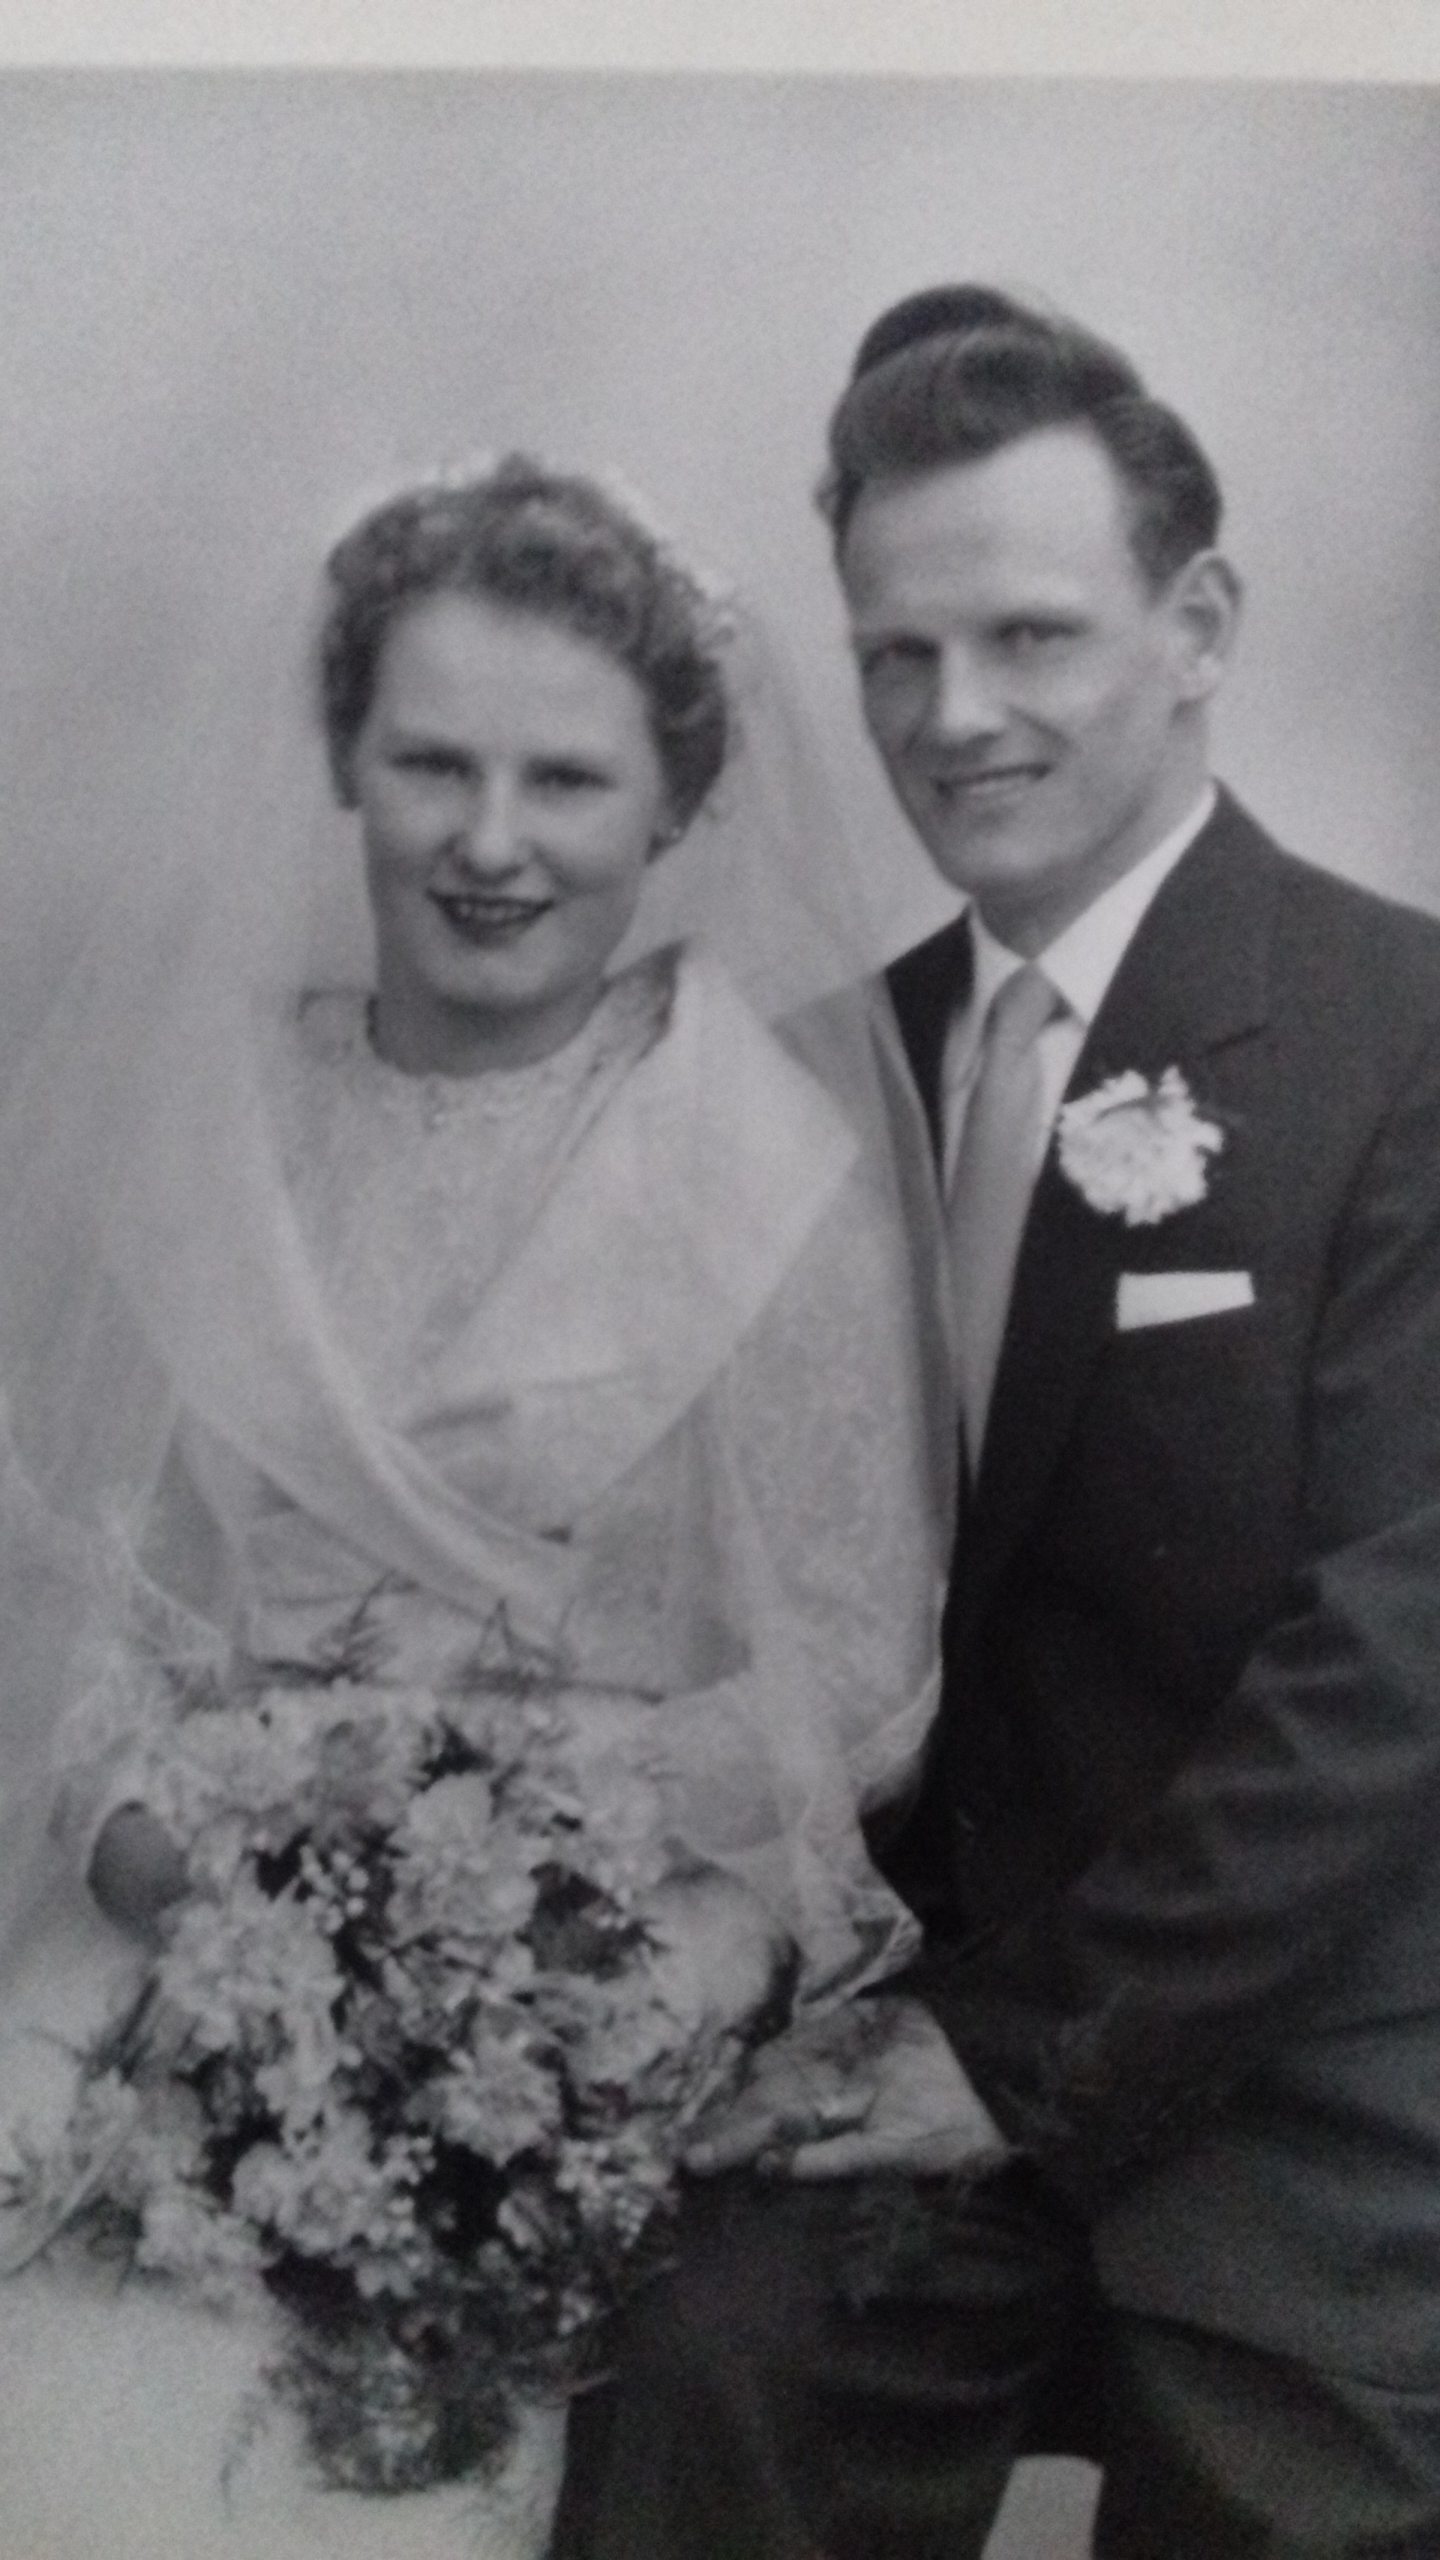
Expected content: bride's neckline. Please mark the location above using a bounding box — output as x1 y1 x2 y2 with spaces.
298 959 673 1133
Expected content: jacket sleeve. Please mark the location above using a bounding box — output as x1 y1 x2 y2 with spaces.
921 1010 1440 2213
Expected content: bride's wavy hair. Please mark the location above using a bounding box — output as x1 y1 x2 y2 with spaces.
320 455 730 828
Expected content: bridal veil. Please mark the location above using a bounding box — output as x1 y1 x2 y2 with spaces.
0 483 953 1975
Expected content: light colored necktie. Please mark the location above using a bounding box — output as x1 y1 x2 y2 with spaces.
947 962 1064 1466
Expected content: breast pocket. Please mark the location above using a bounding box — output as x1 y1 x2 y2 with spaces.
1115 1269 1255 1331
1054 1293 1300 1658
1087 1292 1276 1482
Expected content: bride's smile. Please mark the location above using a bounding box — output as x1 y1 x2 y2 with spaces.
427 886 554 942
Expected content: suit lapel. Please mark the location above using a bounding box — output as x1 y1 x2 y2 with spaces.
887 910 973 1151
889 796 1285 1609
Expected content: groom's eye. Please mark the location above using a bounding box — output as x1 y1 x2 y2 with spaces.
857 637 933 682
994 618 1078 656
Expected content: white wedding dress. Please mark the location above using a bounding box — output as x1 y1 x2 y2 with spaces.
0 947 942 2560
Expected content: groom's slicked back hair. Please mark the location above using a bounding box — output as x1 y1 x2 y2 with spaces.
822 284 1223 590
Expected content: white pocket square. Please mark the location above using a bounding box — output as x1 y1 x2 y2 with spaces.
1116 1269 1255 1330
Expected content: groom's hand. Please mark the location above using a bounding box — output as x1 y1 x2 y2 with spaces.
685 1994 1008 2180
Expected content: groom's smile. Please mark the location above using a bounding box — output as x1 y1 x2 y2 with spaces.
926 758 1054 810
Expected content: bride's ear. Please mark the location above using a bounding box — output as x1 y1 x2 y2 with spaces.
330 748 363 813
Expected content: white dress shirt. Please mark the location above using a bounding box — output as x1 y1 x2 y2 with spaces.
940 787 1218 1191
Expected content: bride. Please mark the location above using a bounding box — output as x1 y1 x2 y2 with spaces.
0 456 949 2557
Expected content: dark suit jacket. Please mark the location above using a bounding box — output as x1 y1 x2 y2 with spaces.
886 790 1440 2379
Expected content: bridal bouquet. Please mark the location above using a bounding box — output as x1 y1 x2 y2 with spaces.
6 1605 739 2493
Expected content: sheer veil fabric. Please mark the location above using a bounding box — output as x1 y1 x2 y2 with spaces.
0 513 952 1996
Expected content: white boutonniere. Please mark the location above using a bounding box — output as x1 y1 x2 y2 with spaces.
1056 1068 1224 1227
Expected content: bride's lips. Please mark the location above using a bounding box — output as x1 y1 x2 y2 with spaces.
429 890 554 944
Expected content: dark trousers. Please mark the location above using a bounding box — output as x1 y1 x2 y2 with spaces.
550 2168 1440 2560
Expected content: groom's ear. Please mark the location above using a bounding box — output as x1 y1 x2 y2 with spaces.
1165 550 1243 704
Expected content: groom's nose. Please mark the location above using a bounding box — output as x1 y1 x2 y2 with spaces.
931 638 1003 746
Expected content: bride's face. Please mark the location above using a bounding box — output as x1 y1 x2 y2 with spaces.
348 591 672 1074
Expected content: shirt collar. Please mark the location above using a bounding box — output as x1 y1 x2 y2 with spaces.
970 784 1217 1031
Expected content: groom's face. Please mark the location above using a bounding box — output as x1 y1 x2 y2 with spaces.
840 425 1223 953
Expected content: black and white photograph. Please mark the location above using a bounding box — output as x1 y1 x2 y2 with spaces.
0 13 1438 2555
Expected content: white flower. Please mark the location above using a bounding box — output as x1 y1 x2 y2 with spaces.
551 2125 674 2243
398 1769 495 1848
150 1682 435 1883
1056 1067 1224 1227
157 1880 346 2128
389 1789 538 1951
304 1692 434 1834
555 1750 670 1904
426 2024 562 2165
136 2176 267 2307
231 2113 431 2280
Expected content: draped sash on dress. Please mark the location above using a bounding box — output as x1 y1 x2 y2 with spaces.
113 951 858 1640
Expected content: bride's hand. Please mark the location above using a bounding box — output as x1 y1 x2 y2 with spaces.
647 1869 787 2039
88 1803 188 1944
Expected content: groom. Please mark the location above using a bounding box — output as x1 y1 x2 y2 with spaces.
555 290 1440 2556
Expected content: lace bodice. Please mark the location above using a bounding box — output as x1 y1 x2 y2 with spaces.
275 962 670 1414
